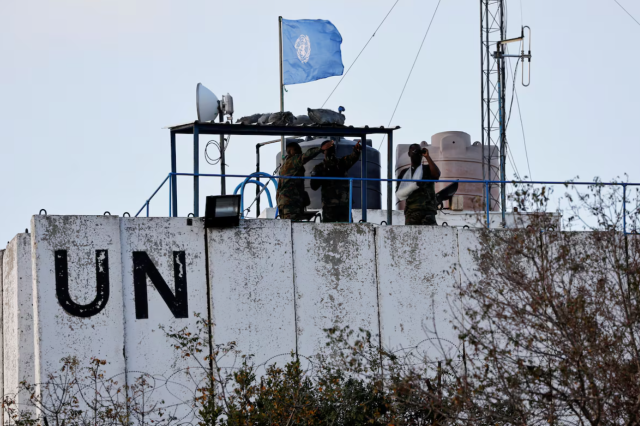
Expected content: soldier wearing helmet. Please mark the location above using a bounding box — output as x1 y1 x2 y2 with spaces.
276 141 334 220
310 139 362 223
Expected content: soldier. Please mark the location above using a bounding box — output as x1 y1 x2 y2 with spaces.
276 141 334 220
396 143 441 225
310 139 362 223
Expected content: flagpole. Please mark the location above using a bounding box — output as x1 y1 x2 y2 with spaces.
279 16 285 160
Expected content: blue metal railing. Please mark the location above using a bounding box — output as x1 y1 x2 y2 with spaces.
135 172 639 234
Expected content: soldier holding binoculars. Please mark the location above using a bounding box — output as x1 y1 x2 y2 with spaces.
395 143 441 225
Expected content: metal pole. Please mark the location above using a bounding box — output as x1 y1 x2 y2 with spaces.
497 43 507 226
219 110 226 195
349 179 353 223
485 181 491 228
361 134 368 223
623 183 627 234
386 131 393 225
170 131 178 217
194 124 200 217
480 0 486 206
499 0 506 226
279 16 285 161
256 144 261 218
483 0 491 203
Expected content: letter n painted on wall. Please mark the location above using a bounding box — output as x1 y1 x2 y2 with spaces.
132 251 188 319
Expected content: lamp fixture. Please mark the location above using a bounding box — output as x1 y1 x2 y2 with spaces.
204 195 241 228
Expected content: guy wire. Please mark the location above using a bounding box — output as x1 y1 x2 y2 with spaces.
321 0 401 108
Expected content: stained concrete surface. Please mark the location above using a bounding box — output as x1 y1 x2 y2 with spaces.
1 217 485 415
31 216 126 398
120 217 208 422
208 219 297 370
0 248 4 419
376 226 461 360
293 223 380 358
3 234 34 413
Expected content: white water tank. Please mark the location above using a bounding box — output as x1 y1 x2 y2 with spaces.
395 131 499 211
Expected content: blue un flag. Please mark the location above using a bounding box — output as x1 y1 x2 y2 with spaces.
282 19 344 85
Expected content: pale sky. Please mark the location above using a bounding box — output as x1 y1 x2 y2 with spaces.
1 0 639 243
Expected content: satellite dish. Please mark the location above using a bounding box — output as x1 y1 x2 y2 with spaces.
196 83 219 122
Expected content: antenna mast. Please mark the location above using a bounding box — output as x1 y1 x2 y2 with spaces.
480 0 505 220
481 0 531 226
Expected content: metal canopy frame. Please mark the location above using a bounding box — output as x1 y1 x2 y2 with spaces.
166 121 400 224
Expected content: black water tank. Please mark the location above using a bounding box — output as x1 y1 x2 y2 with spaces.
276 137 381 209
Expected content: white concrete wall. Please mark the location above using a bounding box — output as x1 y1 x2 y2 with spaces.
351 209 405 225
293 223 379 358
0 216 495 418
31 216 126 396
0 248 4 414
208 220 296 369
120 217 208 422
2 234 35 412
456 229 481 288
376 226 461 361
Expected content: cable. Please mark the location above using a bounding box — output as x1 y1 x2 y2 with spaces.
321 0 401 108
505 43 533 180
204 136 230 166
505 58 520 128
377 0 444 151
513 88 532 179
612 0 640 28
506 141 521 180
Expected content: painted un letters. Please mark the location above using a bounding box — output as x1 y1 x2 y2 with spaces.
53 249 189 319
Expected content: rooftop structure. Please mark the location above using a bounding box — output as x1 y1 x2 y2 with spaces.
164 120 400 223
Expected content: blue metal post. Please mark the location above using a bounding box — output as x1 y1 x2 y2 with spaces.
349 179 353 223
171 131 178 217
193 124 200 217
361 134 368 222
146 202 149 218
485 181 491 228
623 183 627 234
169 176 172 217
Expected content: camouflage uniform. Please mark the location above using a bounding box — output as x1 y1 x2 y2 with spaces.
276 147 322 220
310 148 360 223
397 165 439 225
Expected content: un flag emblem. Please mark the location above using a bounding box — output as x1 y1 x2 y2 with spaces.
295 34 311 63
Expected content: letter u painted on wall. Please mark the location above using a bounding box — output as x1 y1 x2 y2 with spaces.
54 250 110 318
54 250 189 319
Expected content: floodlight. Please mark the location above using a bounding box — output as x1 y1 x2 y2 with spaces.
204 195 241 228
196 83 220 122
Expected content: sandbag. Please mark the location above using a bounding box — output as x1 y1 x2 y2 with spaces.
307 108 346 126
235 113 264 125
258 113 273 124
294 115 312 125
268 111 295 126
